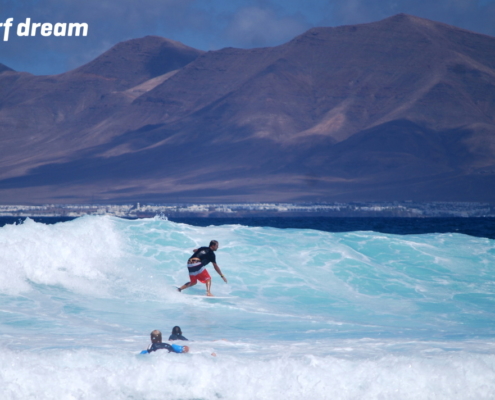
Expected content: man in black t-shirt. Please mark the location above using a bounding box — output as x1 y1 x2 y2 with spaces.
177 240 227 296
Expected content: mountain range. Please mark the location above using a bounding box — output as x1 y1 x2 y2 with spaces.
1 13 494 204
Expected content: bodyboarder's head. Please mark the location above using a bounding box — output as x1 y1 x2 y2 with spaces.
172 326 182 335
150 330 162 344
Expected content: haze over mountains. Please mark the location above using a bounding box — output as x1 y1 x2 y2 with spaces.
1 14 494 204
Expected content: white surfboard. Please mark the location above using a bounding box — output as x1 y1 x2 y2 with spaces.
187 295 236 299
174 287 235 299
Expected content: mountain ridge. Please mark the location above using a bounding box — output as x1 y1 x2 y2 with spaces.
0 14 494 204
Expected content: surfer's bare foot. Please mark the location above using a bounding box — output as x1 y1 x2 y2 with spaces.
206 292 214 297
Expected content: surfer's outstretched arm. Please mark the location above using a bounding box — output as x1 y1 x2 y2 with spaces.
212 262 227 283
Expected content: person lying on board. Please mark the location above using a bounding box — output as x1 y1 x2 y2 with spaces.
140 330 189 354
169 326 188 341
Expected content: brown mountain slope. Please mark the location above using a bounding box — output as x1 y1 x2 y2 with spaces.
0 14 494 204
122 13 495 144
72 36 204 90
0 36 204 177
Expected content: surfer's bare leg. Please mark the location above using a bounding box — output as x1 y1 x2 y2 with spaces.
205 279 213 296
179 281 196 292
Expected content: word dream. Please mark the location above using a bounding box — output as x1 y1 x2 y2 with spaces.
1 18 88 41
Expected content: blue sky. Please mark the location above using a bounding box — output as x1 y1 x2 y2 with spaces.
1 0 495 75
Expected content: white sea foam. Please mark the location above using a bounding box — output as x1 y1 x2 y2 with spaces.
1 344 494 400
0 216 123 296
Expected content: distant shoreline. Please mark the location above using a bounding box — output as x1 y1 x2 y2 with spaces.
0 201 494 218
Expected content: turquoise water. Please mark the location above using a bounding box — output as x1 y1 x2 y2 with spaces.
0 216 494 399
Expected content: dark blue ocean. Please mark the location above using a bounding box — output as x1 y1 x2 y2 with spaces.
2 216 494 239
0 215 494 399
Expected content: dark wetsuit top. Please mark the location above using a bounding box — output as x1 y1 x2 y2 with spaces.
147 343 182 353
187 247 216 274
169 334 188 341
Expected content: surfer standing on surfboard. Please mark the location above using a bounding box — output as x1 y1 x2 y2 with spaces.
177 240 227 296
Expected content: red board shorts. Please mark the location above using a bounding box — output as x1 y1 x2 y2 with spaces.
190 268 211 284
